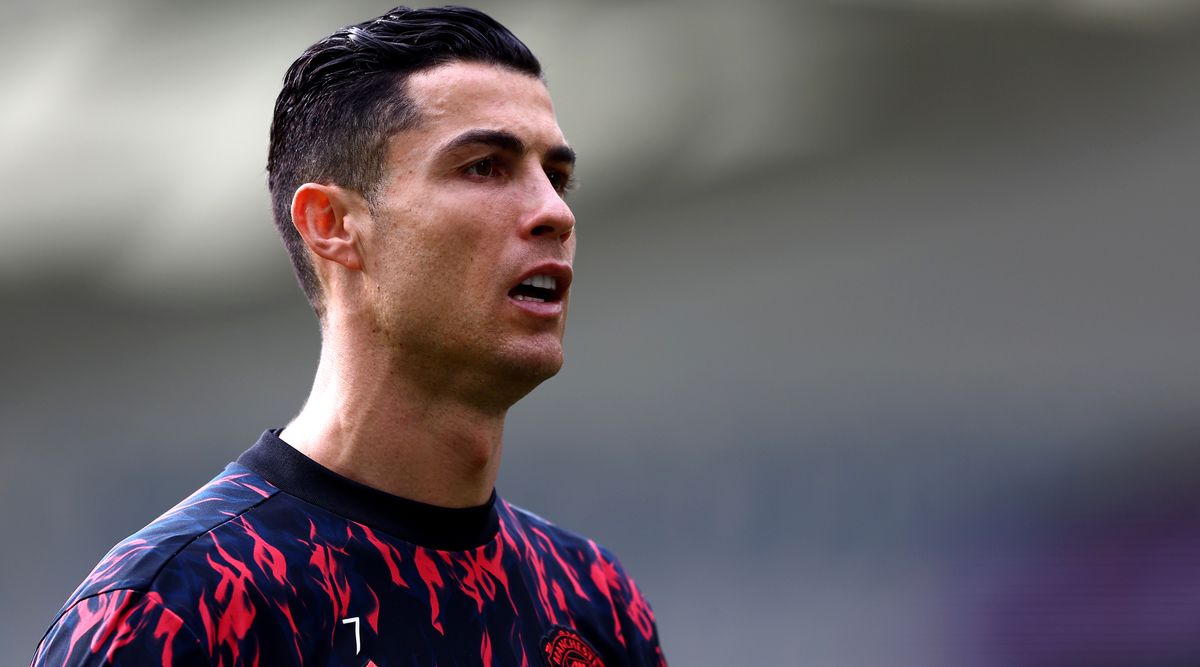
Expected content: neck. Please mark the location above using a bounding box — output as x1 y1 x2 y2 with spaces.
280 315 511 509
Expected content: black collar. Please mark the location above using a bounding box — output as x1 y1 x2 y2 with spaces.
237 429 499 551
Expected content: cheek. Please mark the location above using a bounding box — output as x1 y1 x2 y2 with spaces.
418 231 499 307
374 195 515 305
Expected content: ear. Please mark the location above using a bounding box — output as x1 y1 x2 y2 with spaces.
290 183 365 271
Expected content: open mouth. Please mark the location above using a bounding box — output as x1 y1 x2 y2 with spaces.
508 274 566 303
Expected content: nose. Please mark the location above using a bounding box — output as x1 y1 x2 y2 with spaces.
521 174 575 243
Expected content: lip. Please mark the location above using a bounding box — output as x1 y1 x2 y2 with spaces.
507 262 572 319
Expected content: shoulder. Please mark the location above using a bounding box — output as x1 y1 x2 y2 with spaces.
34 464 280 665
499 499 666 664
63 464 279 604
501 500 594 551
499 499 620 582
500 499 634 582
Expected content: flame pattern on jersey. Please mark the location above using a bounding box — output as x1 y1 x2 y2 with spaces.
33 452 666 666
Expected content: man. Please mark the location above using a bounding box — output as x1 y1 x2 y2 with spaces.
32 6 665 666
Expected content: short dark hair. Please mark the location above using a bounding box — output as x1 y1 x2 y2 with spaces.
267 5 543 315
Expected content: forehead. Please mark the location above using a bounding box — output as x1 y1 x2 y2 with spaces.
399 61 565 154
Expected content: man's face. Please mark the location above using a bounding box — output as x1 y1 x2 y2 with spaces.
358 62 577 395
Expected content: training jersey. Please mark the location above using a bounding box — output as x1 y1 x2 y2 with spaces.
33 430 666 666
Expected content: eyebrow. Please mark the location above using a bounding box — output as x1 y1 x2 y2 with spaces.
439 128 576 167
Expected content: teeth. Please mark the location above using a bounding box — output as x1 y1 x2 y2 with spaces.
513 294 546 303
520 274 557 290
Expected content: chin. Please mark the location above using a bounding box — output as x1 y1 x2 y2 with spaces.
493 341 564 386
472 352 561 409
509 350 564 383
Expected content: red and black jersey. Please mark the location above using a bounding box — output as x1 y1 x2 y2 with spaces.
32 430 666 666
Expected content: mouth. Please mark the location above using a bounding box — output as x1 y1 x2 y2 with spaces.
507 266 571 305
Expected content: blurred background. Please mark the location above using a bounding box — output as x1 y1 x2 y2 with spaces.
5 0 1200 664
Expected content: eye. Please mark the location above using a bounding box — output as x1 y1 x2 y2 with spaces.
465 158 497 178
546 169 574 195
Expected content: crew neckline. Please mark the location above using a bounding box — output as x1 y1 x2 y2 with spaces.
237 429 499 551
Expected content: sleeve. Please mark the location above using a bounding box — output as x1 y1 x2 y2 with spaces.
592 547 669 667
32 589 206 667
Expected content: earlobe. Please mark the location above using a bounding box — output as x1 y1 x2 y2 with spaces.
291 183 364 271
